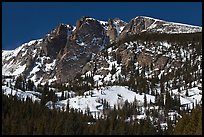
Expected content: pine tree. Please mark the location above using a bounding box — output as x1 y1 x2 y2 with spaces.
27 79 34 91
173 106 202 135
14 75 24 91
144 94 147 108
185 90 189 97
61 91 65 100
110 64 117 76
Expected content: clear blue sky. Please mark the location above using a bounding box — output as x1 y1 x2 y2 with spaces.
2 2 202 50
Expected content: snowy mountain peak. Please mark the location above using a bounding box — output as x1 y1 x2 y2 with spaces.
127 16 202 34
2 16 202 85
135 15 201 28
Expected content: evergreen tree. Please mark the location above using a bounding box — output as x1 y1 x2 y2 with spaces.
110 64 117 76
143 94 147 108
27 79 34 91
14 75 25 91
185 90 189 97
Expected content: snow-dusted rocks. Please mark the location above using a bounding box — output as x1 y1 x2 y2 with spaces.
2 16 202 85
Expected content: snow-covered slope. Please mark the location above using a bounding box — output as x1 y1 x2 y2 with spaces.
2 82 202 120
2 39 43 76
48 86 154 114
2 86 41 102
141 16 202 33
120 16 202 39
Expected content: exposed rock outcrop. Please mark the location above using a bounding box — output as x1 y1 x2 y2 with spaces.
107 19 118 43
2 16 202 85
41 23 68 58
137 51 153 67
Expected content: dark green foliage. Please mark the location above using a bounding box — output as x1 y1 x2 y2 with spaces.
2 93 159 135
40 83 57 106
185 90 189 97
26 79 34 91
14 75 25 91
173 105 202 135
143 94 147 108
116 32 202 47
2 94 94 135
110 64 117 76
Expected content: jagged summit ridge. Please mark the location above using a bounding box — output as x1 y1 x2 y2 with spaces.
2 16 202 85
120 16 201 37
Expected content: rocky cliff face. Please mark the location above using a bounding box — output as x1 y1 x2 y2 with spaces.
2 16 202 85
55 17 110 82
107 19 118 43
2 16 111 84
81 32 202 88
107 18 127 43
42 23 68 58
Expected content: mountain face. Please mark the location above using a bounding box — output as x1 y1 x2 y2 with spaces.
2 16 202 85
2 16 202 134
